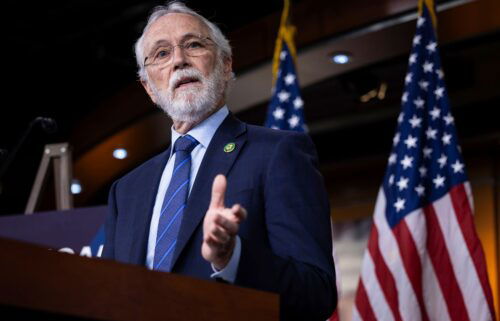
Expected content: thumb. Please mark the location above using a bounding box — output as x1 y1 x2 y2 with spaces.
209 174 226 209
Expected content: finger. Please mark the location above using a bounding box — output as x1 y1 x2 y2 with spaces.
208 225 231 244
216 207 242 225
209 174 227 209
204 227 222 244
214 214 239 235
230 204 247 222
204 235 232 252
205 236 221 247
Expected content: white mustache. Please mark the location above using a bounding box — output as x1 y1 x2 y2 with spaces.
169 69 203 91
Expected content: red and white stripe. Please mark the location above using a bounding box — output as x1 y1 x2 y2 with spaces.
329 219 341 321
353 183 496 321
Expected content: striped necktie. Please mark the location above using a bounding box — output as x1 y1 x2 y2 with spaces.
153 134 199 272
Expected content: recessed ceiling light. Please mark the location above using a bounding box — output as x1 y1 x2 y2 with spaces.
113 148 128 159
71 179 82 194
331 52 351 64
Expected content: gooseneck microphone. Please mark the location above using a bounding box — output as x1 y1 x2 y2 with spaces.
0 117 58 184
37 117 58 134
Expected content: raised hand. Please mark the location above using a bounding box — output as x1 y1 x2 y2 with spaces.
201 174 247 269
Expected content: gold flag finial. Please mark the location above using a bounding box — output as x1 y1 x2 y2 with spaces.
271 0 297 84
418 0 437 28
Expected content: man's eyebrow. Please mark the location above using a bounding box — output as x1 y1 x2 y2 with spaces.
147 39 171 54
146 33 205 53
180 33 205 40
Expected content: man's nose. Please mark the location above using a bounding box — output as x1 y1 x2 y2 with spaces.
171 45 190 70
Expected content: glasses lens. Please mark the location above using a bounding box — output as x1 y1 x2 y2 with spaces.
150 46 173 66
146 37 213 67
183 38 209 56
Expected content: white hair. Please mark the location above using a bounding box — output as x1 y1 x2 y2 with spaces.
134 1 233 82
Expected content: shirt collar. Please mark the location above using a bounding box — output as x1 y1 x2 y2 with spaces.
170 106 229 153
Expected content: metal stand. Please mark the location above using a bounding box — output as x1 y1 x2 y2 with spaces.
25 143 73 214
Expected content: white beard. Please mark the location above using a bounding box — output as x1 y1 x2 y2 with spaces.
150 60 226 124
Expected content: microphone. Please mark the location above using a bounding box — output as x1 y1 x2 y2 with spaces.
0 117 58 184
36 117 58 134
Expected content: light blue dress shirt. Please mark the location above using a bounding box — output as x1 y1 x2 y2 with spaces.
146 106 241 282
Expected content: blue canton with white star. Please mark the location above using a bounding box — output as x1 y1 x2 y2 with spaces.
265 42 306 132
383 6 468 228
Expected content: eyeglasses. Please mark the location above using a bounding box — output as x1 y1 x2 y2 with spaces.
144 36 215 68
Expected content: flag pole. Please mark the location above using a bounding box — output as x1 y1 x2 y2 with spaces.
272 0 297 84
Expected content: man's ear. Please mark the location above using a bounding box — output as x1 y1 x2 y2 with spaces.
141 79 157 104
223 56 233 82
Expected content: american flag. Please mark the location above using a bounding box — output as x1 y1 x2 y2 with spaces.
265 42 306 132
353 2 497 321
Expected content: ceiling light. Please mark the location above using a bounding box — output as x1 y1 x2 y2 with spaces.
113 148 128 159
71 179 82 195
331 52 351 64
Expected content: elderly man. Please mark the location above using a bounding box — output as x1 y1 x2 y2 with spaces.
103 2 336 320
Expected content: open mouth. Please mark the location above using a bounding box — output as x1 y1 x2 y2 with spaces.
174 77 200 89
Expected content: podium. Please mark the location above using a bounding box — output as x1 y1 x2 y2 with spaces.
0 238 279 320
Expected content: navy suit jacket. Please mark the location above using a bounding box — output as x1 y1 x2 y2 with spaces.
103 114 337 320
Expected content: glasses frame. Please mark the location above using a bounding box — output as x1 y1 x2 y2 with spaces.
143 35 216 68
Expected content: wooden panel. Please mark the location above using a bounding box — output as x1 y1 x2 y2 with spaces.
73 111 171 205
0 238 279 321
468 153 500 316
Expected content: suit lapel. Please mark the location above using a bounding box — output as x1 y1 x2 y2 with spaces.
128 147 171 265
171 115 247 267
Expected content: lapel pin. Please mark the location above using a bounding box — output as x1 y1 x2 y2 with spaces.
224 142 236 153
